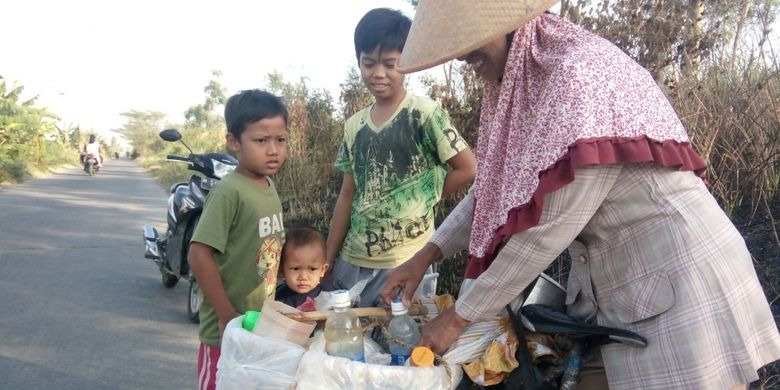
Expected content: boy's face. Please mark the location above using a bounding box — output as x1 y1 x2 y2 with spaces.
282 244 329 294
358 47 405 103
227 116 288 182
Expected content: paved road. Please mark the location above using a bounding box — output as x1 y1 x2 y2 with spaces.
0 159 198 389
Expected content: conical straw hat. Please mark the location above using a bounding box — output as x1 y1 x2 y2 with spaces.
397 0 560 73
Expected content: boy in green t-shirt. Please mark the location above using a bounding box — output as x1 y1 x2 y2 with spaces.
188 89 288 390
325 8 476 307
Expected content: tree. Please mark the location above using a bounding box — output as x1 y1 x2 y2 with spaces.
184 70 226 128
114 110 166 157
338 67 372 121
558 0 778 87
265 72 342 229
0 76 68 180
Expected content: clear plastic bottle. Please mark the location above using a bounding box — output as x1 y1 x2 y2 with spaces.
388 300 421 365
324 290 365 362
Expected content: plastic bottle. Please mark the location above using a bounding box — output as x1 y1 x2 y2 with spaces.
388 300 421 365
559 341 584 390
324 290 365 362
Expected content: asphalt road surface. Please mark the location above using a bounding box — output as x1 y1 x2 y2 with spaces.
0 159 198 389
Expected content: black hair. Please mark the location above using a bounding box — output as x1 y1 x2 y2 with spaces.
88 134 96 143
281 226 326 266
224 89 288 139
354 8 411 62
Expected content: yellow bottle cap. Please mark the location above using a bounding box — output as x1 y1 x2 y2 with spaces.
410 346 435 367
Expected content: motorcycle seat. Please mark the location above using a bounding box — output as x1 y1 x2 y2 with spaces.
521 304 648 347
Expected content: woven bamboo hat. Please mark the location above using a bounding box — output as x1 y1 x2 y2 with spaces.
397 0 560 73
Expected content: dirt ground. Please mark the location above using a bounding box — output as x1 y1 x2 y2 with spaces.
733 199 780 389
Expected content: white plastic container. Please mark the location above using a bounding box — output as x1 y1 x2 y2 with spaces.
324 290 365 362
253 300 316 347
413 272 439 299
388 300 421 365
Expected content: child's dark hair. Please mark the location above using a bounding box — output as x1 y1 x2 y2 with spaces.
224 89 288 138
281 226 326 264
354 8 411 61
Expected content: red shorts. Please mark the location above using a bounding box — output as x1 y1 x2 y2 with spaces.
197 343 221 390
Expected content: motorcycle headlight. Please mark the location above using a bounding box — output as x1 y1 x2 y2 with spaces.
211 158 236 179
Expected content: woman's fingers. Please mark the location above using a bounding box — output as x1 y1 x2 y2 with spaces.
418 307 470 355
380 261 423 306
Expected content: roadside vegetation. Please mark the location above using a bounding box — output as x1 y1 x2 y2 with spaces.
0 75 123 183
3 1 777 387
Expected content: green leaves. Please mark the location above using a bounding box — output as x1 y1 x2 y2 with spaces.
0 78 73 181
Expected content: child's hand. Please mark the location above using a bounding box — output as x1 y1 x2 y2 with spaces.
218 311 241 341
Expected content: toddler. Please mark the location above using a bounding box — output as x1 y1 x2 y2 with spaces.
276 226 329 310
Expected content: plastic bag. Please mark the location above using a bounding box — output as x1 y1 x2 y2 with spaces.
442 317 506 365
315 278 368 311
295 331 462 390
462 321 519 385
217 316 306 390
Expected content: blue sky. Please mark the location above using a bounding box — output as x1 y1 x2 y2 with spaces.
2 0 417 138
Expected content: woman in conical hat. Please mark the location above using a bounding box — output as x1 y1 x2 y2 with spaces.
380 1 780 389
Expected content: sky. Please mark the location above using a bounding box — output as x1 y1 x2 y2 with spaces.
2 0 419 141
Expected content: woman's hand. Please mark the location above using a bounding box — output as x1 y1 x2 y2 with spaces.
417 307 470 355
380 243 442 307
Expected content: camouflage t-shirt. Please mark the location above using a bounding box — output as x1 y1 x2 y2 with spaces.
190 172 285 346
335 93 468 268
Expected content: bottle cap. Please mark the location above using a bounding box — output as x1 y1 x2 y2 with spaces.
391 300 408 315
410 346 435 367
331 289 351 308
242 310 261 331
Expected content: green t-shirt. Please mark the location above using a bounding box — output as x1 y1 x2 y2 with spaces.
335 93 468 268
191 171 285 346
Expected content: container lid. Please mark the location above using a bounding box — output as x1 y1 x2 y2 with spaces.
411 346 435 367
331 289 351 308
242 310 261 331
391 300 408 315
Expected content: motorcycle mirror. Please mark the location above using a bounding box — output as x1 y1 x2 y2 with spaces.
159 128 182 142
159 128 194 155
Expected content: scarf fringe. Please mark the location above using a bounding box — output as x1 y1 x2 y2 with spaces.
464 135 708 278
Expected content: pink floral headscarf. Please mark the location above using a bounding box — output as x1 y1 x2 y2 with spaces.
466 14 706 277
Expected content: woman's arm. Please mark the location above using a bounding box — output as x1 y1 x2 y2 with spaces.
455 164 620 320
419 165 622 354
430 187 475 258
325 173 356 264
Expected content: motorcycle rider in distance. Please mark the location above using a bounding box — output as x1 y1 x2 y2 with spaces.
83 134 103 168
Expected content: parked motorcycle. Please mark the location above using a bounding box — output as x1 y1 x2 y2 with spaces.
83 153 100 176
143 128 238 323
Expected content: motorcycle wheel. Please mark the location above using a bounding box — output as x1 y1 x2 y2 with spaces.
183 216 200 322
161 270 179 288
87 162 95 176
187 277 200 323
